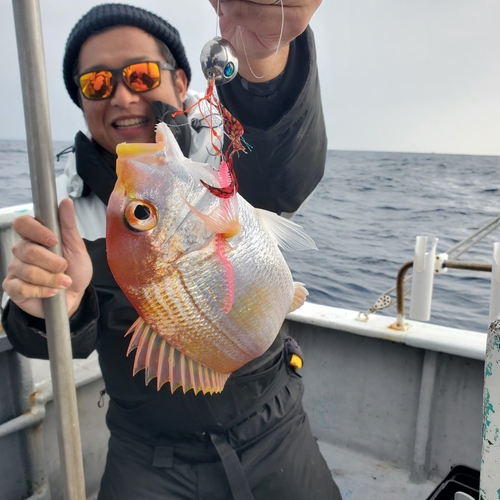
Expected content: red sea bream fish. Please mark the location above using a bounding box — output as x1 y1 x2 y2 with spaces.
106 123 316 395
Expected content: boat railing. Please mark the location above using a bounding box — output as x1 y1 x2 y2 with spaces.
360 214 500 327
1 210 104 500
389 257 494 332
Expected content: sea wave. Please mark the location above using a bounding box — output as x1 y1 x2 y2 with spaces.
1 142 499 332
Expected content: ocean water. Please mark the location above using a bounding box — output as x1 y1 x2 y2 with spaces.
1 139 499 333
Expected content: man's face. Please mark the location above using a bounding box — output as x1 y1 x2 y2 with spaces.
78 26 187 154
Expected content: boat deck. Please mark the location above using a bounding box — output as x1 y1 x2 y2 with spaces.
320 441 440 500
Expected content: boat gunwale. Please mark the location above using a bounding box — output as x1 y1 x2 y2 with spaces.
287 302 487 361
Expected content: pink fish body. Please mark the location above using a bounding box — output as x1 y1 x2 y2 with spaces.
106 123 316 394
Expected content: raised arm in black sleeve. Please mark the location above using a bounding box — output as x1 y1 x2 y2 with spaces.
217 26 326 215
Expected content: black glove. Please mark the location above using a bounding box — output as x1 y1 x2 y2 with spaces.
152 101 191 158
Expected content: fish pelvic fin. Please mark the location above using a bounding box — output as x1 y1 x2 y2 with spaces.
184 194 240 239
254 208 317 252
125 318 230 395
289 282 309 313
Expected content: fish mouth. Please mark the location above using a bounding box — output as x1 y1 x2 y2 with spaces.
112 117 150 130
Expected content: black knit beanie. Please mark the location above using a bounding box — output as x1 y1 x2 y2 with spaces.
63 3 191 108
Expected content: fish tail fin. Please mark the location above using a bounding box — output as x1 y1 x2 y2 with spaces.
126 318 230 394
289 282 309 313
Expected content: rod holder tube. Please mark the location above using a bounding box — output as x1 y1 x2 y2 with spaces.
11 1 86 499
410 236 438 322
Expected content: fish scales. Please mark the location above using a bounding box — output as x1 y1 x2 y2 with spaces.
167 259 263 364
174 207 291 354
129 253 256 370
106 123 315 394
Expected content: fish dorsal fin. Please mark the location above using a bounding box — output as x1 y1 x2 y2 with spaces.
255 208 317 252
156 122 221 187
155 122 186 163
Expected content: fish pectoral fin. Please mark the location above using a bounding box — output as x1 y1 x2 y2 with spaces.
184 196 241 238
126 317 230 395
289 282 309 313
254 208 317 252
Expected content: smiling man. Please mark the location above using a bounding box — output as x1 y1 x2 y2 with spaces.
76 26 187 150
2 2 340 499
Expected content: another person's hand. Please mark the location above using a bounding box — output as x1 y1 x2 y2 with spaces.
2 198 92 319
208 0 322 81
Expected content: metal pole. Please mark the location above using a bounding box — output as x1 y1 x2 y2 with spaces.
390 258 493 331
11 1 86 499
480 318 500 499
442 260 492 272
389 260 412 331
410 349 438 483
7 353 50 500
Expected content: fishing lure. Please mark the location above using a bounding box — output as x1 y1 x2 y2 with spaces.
172 36 246 185
200 36 239 85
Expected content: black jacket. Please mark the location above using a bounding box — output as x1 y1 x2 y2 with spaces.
2 27 326 439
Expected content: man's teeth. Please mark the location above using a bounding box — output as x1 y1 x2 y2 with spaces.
114 118 147 128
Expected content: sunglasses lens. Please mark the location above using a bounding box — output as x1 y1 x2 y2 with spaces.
123 62 161 92
77 62 164 100
78 70 113 100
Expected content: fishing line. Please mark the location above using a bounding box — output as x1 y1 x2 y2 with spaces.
238 0 285 80
216 0 221 37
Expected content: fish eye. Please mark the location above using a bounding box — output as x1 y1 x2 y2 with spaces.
124 200 157 231
134 205 151 220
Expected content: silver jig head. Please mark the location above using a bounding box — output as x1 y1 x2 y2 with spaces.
200 36 239 85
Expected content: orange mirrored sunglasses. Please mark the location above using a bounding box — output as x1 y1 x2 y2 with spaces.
75 61 175 100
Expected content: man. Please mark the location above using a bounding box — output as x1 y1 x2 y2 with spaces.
2 2 341 499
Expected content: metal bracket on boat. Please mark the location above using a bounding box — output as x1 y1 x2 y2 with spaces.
388 254 493 331
388 317 411 331
357 294 393 322
434 253 449 273
433 252 492 275
360 213 500 325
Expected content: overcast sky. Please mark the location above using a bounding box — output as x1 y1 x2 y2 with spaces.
1 0 499 155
